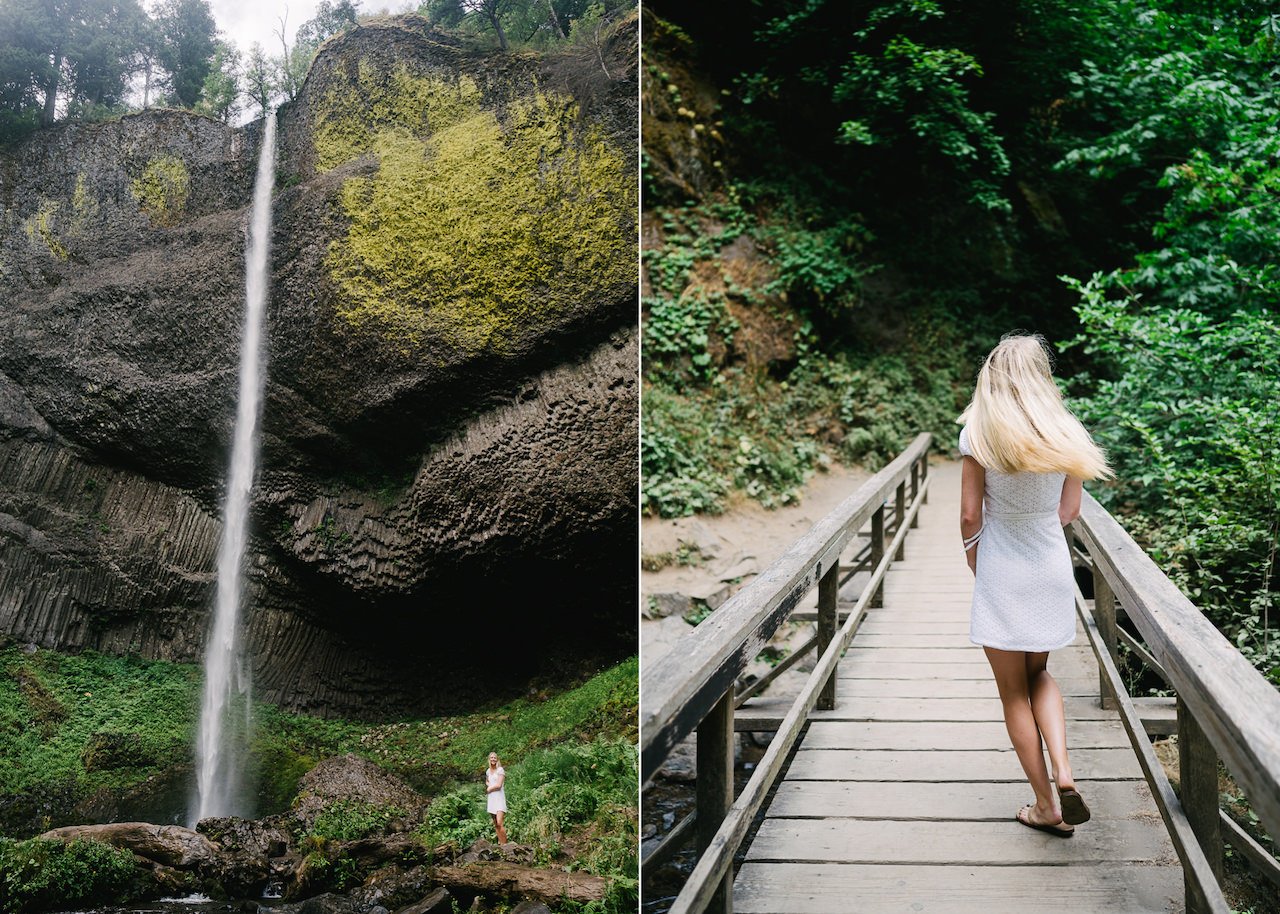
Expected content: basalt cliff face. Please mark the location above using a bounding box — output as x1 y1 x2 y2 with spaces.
0 16 638 716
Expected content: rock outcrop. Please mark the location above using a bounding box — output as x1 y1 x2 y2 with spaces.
0 15 638 716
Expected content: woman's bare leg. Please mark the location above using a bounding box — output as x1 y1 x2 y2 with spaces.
1026 651 1074 791
984 646 1063 825
494 810 507 844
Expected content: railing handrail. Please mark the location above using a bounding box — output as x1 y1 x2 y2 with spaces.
640 431 933 782
1071 491 1280 843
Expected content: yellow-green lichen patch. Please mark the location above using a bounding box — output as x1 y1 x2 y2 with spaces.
131 155 190 227
22 199 68 260
312 63 485 172
325 85 635 354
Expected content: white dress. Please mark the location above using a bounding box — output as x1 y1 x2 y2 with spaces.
960 426 1076 652
486 766 506 813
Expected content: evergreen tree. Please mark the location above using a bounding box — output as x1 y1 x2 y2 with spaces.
153 0 216 108
195 38 239 123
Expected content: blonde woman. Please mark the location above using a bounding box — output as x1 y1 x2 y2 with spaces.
485 751 508 844
958 333 1111 837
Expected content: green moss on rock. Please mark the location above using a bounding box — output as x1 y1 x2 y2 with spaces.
130 156 190 227
321 70 635 353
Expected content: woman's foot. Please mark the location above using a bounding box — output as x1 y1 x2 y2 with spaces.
1016 803 1074 837
1058 785 1091 825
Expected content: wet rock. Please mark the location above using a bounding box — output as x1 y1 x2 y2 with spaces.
351 866 437 911
391 887 452 914
39 821 216 868
509 902 552 914
195 816 296 898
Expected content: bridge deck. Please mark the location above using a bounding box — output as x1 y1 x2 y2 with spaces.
734 460 1184 913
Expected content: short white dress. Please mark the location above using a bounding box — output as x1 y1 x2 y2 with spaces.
486 766 507 813
960 426 1076 652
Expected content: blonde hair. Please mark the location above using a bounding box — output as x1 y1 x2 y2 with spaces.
958 333 1112 480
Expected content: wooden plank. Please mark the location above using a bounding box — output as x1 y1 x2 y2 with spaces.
800 719 1130 751
785 747 1146 782
841 646 1097 665
764 779 1158 820
744 818 1178 865
834 677 1100 698
796 696 1118 722
1073 492 1280 841
733 862 1183 913
836 662 1000 680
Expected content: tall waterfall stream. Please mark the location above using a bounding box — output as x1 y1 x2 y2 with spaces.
192 111 277 824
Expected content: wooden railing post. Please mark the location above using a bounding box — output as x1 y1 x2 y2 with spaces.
894 481 906 560
1092 560 1118 710
1178 698 1223 914
920 455 929 504
870 505 885 607
696 690 735 914
816 561 840 711
909 462 920 529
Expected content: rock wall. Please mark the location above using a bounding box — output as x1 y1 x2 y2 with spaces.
0 15 638 716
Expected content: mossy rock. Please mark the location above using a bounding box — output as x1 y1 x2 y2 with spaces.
81 732 152 772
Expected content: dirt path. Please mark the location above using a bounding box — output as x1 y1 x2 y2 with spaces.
641 464 868 666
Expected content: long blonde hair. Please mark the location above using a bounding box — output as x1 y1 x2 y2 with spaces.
958 334 1112 480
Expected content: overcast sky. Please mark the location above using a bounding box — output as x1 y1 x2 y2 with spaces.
207 0 417 56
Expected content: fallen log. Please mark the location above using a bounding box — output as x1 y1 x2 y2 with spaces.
39 822 216 868
428 862 608 905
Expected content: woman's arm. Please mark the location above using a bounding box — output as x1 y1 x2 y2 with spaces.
960 456 985 575
1059 476 1083 527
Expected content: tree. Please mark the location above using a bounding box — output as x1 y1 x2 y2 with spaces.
0 0 149 128
460 0 513 51
295 0 361 47
242 41 274 119
154 0 216 108
195 38 239 123
422 0 465 28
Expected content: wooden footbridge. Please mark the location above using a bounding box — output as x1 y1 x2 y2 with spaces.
641 434 1280 913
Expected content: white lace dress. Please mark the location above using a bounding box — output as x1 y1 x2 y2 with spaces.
960 426 1076 652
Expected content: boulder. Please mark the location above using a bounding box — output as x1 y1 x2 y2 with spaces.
292 754 429 830
39 822 216 868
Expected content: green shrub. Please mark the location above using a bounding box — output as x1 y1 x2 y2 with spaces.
309 799 405 842
0 838 143 914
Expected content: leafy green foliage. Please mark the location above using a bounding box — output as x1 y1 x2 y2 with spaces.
0 650 197 802
309 799 405 841
1065 285 1280 683
0 838 143 914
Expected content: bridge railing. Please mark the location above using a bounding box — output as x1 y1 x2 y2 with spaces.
640 432 932 914
1069 493 1280 914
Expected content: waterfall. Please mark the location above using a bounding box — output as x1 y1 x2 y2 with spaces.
192 111 277 825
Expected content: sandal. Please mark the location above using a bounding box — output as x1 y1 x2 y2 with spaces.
1016 804 1074 838
1059 786 1091 825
